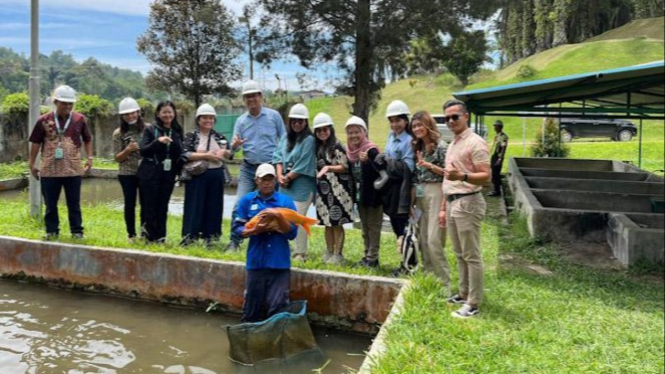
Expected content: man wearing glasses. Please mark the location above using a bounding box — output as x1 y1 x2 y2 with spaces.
228 80 286 251
438 99 490 319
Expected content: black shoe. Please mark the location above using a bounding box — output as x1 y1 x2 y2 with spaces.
487 191 501 197
180 237 195 247
358 257 379 268
391 267 409 277
446 294 467 304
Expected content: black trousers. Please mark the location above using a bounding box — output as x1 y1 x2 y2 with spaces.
242 269 290 323
182 167 225 241
389 214 409 238
139 169 176 242
41 176 83 235
491 155 503 194
118 175 140 238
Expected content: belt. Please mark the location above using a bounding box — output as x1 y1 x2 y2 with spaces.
243 160 262 167
446 191 480 203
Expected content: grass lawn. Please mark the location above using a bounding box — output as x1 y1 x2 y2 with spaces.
0 191 662 373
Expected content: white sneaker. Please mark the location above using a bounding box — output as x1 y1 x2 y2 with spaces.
451 303 479 319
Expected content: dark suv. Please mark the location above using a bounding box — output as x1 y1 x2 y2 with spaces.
558 117 637 142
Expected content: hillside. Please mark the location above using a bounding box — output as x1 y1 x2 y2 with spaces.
586 16 664 42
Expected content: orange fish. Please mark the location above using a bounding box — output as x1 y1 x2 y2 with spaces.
244 208 318 236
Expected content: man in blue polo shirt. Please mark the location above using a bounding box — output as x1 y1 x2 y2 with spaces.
232 163 298 322
227 80 286 251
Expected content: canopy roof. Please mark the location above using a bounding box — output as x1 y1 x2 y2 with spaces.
453 61 665 120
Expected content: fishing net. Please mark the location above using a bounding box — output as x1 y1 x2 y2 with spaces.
225 300 322 366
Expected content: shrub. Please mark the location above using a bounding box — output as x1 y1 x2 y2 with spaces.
517 64 537 79
76 94 114 118
530 117 570 158
1 92 29 117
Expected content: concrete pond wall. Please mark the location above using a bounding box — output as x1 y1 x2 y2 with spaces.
508 157 664 267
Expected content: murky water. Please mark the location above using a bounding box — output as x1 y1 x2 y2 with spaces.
0 279 371 373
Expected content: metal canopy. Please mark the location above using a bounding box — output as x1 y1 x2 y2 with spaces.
453 61 665 120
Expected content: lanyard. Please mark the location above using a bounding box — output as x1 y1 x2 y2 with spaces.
54 112 72 144
154 126 172 154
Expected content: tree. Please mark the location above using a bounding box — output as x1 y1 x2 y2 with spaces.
530 117 570 158
254 0 496 127
137 0 241 108
443 30 491 86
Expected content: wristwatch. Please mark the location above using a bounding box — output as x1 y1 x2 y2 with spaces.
463 173 468 182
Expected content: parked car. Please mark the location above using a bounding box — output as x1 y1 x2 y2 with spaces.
557 117 637 142
432 114 487 143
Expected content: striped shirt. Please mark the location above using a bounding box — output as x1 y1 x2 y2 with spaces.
443 128 490 195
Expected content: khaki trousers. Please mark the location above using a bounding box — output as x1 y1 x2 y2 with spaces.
446 192 486 307
292 192 314 256
358 205 383 261
416 183 450 292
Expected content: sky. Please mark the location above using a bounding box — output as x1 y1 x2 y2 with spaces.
0 0 332 91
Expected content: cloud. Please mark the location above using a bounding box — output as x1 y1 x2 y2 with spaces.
0 22 68 30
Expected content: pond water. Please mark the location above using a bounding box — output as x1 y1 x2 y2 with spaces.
0 279 371 373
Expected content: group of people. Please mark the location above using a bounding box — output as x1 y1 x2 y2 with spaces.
28 82 511 321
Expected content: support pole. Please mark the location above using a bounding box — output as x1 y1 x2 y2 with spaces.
28 0 42 219
638 118 643 169
522 117 526 156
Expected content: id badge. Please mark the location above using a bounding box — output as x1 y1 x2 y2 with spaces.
54 147 64 160
416 184 424 198
163 158 172 171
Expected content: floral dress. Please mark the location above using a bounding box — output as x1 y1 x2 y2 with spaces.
315 142 354 226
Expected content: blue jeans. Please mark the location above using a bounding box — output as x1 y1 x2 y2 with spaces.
41 176 83 235
229 162 259 243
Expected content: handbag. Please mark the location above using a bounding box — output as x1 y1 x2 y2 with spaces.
180 131 212 181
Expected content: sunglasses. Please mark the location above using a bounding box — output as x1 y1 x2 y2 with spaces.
442 114 464 123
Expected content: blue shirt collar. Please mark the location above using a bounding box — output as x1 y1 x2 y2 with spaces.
390 131 410 142
252 190 277 202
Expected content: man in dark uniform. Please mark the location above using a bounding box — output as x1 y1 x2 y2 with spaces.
488 120 508 197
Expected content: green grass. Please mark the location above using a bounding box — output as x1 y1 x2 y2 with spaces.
373 213 664 373
1 190 662 373
586 16 664 42
0 161 27 180
0 196 402 277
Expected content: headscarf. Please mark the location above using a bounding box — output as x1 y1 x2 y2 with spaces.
346 125 380 163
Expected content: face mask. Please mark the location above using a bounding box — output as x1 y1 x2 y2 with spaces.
127 119 138 125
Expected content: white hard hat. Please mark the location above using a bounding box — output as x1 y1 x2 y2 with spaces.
118 97 141 115
196 103 217 118
344 116 367 132
241 80 262 96
312 113 334 129
385 100 410 118
53 85 77 103
288 103 309 120
255 163 276 178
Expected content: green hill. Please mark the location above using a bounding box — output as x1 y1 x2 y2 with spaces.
306 17 664 172
586 16 664 42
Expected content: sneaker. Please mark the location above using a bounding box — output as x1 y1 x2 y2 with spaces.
446 294 466 304
71 233 84 240
323 251 333 263
451 303 479 319
487 191 501 197
293 253 307 262
329 254 345 266
226 241 241 252
43 232 59 241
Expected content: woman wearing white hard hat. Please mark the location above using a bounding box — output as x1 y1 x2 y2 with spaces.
112 97 146 242
375 100 415 244
345 116 383 268
273 103 316 262
180 103 232 247
313 113 354 265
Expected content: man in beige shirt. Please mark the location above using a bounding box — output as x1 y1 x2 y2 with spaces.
439 99 490 318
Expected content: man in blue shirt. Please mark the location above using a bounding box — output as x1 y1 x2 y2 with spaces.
227 80 286 251
232 163 298 322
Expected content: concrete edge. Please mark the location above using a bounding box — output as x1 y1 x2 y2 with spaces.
0 177 28 191
0 235 403 336
357 280 411 374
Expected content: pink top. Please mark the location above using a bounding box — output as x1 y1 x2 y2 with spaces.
442 128 490 195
